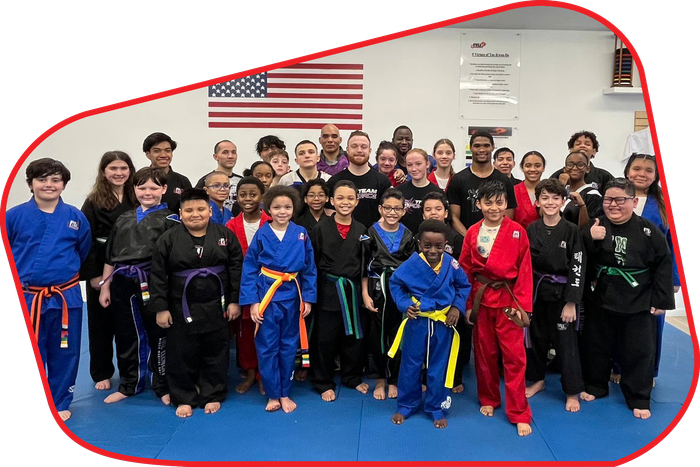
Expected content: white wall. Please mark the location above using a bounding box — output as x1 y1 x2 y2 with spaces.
8 26 680 312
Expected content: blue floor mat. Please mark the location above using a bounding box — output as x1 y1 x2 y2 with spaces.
62 306 696 462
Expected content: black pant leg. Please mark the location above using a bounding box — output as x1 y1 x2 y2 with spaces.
140 305 169 398
340 331 365 389
166 322 201 407
452 316 472 387
110 279 145 396
311 308 343 393
526 298 552 383
550 300 585 395
197 326 230 406
86 285 115 382
619 311 657 410
582 301 614 398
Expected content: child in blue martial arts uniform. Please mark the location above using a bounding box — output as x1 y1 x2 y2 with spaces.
203 171 234 225
240 185 317 413
389 220 471 428
7 158 91 422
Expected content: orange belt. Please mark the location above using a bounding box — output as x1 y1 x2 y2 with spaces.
24 274 80 348
257 267 309 367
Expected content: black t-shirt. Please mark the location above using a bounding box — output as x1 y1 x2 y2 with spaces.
446 167 517 229
396 182 444 235
327 168 392 228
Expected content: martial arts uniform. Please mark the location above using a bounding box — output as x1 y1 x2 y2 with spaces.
209 200 233 225
239 222 316 400
310 215 369 393
278 169 331 191
364 222 416 386
7 197 91 412
149 222 243 408
225 212 272 380
389 252 471 421
103 204 179 398
561 184 603 225
294 207 328 234
550 162 614 192
512 182 539 228
427 171 452 191
460 216 533 425
396 182 444 235
581 214 674 411
161 166 192 212
80 196 134 384
526 218 585 396
508 174 523 185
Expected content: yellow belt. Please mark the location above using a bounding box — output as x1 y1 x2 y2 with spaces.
387 297 460 389
258 267 309 367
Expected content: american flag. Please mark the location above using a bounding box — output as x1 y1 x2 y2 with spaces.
208 63 364 130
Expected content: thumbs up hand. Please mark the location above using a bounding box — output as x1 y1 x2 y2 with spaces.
591 218 606 240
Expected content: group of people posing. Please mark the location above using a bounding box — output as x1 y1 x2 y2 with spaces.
7 124 678 438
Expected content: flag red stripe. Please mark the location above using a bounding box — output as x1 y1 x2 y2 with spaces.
209 112 362 119
281 64 363 70
267 83 363 90
267 73 363 80
209 122 363 130
209 102 363 110
267 93 362 99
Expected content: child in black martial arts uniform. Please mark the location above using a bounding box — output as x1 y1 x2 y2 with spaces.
524 179 585 413
580 178 674 419
361 187 416 400
99 168 179 404
310 180 370 401
149 189 243 418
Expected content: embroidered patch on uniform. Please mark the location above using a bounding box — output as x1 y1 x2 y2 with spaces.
360 234 370 241
218 238 227 246
451 258 459 269
68 220 80 230
166 214 181 223
643 227 651 237
557 323 569 331
559 241 567 248
174 187 183 195
445 244 453 254
298 232 305 240
441 395 452 410
513 231 520 238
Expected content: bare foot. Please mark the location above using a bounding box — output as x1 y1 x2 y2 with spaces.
236 370 256 394
610 373 621 384
579 391 596 402
374 379 386 400
295 369 308 382
58 410 71 421
480 406 494 417
633 408 651 419
161 394 171 406
280 397 297 413
265 399 281 412
566 394 580 412
451 384 464 394
526 380 545 399
517 423 533 437
104 391 129 404
259 381 266 395
388 384 398 399
176 405 193 418
356 382 369 394
95 379 111 390
204 402 221 414
321 389 336 402
434 418 448 429
391 413 405 425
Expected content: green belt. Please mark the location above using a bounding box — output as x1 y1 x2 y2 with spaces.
326 274 362 339
593 265 649 290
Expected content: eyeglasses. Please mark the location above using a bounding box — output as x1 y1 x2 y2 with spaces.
381 205 405 213
306 193 327 199
603 196 634 206
565 162 588 169
206 183 231 191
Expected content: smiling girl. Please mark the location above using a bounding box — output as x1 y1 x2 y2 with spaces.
397 148 444 234
428 139 456 191
558 151 603 227
513 151 546 228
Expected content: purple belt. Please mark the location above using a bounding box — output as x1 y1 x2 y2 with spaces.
100 261 152 303
173 265 226 323
533 271 568 304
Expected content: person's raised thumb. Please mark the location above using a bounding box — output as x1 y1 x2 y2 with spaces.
593 218 600 227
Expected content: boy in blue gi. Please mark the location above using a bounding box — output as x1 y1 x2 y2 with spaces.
203 171 234 225
7 158 91 421
389 220 471 428
240 185 317 413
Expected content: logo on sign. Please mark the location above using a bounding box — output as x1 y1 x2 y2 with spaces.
471 42 487 49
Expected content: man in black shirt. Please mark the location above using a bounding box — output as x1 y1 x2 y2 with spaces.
447 131 517 235
549 131 615 191
143 132 192 212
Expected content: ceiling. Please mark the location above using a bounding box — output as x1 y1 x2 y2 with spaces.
443 6 610 31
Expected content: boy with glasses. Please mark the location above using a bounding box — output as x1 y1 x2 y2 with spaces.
195 140 244 215
203 171 233 225
580 178 674 419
